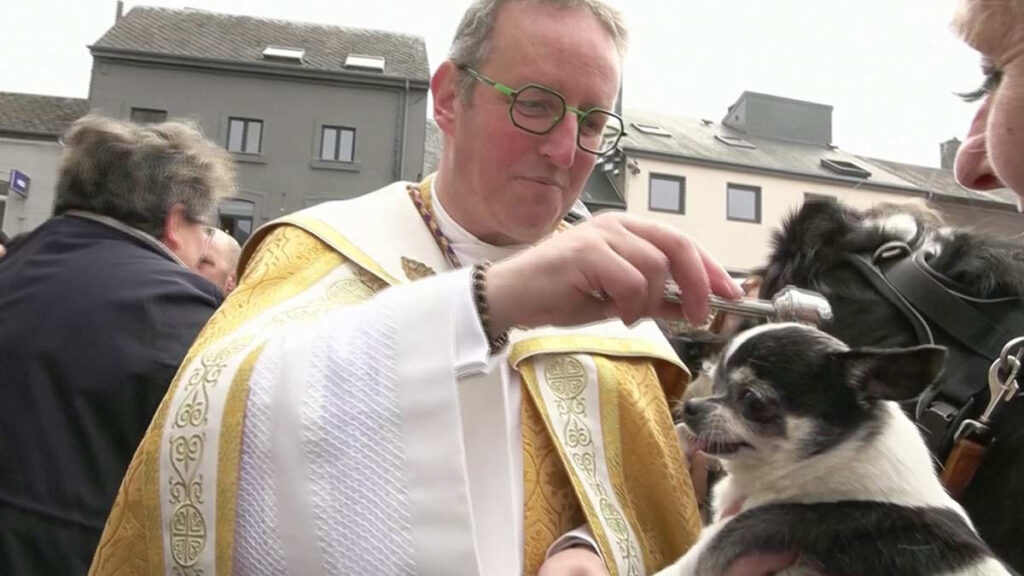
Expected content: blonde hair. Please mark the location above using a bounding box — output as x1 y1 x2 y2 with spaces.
55 115 236 238
448 0 627 99
954 0 1024 47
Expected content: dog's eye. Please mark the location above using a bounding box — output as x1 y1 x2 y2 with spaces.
740 389 771 420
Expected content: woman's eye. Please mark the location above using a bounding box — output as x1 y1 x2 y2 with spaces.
961 60 1003 103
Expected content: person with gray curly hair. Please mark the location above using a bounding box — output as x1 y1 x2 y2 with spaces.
53 115 235 268
0 115 234 576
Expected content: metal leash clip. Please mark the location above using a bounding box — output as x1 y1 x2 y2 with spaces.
663 282 834 327
955 336 1024 441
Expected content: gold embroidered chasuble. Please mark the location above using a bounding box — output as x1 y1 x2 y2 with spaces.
88 177 701 576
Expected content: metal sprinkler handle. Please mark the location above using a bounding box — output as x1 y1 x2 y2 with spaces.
663 282 833 327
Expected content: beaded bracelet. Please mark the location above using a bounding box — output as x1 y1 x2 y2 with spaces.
471 260 510 355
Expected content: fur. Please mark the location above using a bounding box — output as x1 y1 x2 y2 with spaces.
754 201 1024 572
658 324 1014 576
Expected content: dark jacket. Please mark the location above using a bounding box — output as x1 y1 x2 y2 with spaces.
0 214 222 576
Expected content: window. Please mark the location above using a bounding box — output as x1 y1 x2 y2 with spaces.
228 118 263 154
804 192 837 204
320 126 356 162
649 174 685 214
715 134 756 149
820 158 871 179
344 54 386 72
262 46 305 63
130 107 167 124
631 122 672 137
219 198 255 244
727 183 761 223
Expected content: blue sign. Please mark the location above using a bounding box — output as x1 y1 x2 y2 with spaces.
8 169 29 198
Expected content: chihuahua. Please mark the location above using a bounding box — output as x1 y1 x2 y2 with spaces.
658 323 1014 576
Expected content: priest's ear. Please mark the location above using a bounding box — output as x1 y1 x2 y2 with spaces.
432 61 461 137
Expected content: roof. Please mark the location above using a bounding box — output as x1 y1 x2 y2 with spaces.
857 156 1016 207
620 108 920 193
0 92 89 138
91 7 429 81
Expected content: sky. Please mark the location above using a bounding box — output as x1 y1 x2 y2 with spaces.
0 0 982 168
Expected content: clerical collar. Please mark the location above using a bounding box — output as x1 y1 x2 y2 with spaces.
430 178 528 266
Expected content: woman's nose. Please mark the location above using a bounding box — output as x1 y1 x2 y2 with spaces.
955 98 1005 191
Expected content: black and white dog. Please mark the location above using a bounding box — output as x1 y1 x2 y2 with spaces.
658 323 1014 576
755 200 1024 571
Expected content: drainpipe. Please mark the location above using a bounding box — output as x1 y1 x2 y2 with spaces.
396 78 410 181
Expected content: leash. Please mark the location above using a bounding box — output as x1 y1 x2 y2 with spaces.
941 337 1024 499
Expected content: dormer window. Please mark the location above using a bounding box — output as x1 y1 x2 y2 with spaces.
344 54 385 73
262 46 305 63
820 158 871 179
631 122 671 137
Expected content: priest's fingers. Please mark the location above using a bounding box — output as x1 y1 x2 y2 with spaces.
600 235 672 325
615 215 742 323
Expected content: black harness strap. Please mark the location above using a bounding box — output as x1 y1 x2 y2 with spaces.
884 250 1021 360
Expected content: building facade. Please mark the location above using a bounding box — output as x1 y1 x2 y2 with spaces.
0 93 89 236
613 92 1023 274
89 6 430 243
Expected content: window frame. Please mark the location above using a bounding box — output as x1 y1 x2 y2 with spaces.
647 173 686 214
129 107 168 124
319 125 357 162
227 117 264 155
726 182 762 224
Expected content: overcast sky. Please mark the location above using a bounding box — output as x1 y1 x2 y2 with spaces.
1 0 981 167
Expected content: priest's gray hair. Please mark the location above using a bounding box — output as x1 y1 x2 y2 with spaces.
55 115 236 238
448 0 628 100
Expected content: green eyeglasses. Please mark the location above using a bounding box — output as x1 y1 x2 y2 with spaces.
458 65 626 156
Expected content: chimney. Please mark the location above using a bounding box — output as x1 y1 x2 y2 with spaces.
116 1 124 21
940 137 961 170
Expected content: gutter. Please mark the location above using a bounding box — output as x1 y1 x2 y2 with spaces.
623 147 1017 212
622 146 930 198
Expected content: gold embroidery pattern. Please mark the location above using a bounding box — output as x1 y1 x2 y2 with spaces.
598 357 701 572
168 336 251 574
192 226 348 350
216 345 265 576
400 256 436 281
543 356 642 576
521 387 584 576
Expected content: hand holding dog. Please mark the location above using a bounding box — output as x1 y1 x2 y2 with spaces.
537 547 609 576
486 213 743 333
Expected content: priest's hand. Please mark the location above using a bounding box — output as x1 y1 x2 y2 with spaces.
537 547 610 576
486 213 743 334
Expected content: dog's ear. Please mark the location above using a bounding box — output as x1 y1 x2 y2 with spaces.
832 345 947 401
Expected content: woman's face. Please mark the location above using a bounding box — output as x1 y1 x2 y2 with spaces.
954 1 1024 206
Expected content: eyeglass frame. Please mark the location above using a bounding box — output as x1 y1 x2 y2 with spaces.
456 65 626 156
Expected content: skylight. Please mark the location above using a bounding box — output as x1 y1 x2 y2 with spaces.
262 46 305 63
820 158 871 179
631 122 671 137
344 54 386 73
715 134 756 149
